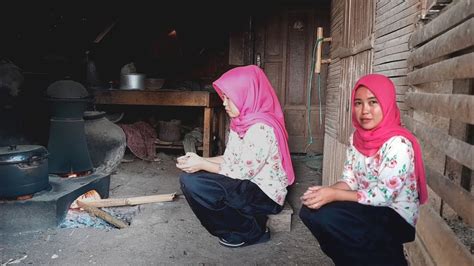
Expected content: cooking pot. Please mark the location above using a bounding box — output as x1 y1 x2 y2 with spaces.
158 120 182 142
120 74 145 90
145 78 165 90
0 145 50 197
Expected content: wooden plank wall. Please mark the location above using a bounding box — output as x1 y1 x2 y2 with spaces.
322 0 345 186
324 0 473 264
322 0 373 186
373 0 419 112
338 0 374 145
403 0 474 265
324 0 344 141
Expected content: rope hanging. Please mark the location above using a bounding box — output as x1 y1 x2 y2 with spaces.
305 37 324 152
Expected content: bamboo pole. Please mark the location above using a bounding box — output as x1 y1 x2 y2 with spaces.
315 27 323 74
78 193 176 208
407 52 474 85
410 0 473 48
405 92 474 124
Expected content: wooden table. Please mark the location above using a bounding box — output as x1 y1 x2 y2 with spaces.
93 89 223 157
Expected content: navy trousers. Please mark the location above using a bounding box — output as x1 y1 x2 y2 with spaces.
299 201 415 266
180 171 282 244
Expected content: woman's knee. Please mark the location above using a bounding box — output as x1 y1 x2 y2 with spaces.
299 203 344 230
299 205 324 227
179 172 201 193
179 172 222 197
179 172 227 209
299 205 313 223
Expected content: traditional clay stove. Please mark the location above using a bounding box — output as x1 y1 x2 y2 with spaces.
0 80 111 232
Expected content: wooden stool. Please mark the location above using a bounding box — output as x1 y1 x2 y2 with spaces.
267 201 294 232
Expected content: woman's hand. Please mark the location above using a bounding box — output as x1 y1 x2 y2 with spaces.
176 152 204 173
300 186 338 209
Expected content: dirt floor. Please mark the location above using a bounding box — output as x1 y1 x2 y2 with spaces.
1 151 333 265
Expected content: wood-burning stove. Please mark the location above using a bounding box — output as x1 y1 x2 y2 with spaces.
0 173 110 232
0 80 112 233
46 80 93 175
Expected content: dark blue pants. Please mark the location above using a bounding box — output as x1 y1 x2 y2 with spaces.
299 201 415 266
180 171 282 244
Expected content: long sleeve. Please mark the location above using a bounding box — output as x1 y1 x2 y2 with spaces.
220 124 273 179
219 123 288 205
339 145 358 190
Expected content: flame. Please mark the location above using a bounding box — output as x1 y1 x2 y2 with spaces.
70 190 101 209
60 170 92 178
168 29 177 37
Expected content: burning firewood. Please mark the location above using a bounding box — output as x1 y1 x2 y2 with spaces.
70 190 101 209
76 200 129 229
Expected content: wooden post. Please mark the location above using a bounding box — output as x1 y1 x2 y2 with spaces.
315 27 323 74
217 108 226 155
203 107 213 157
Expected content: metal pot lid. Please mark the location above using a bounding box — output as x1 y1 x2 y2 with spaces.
84 111 106 120
46 80 89 99
0 145 48 164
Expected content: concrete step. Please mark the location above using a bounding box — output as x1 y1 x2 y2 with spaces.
267 201 294 232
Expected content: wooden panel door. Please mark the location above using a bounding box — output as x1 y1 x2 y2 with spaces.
254 6 330 153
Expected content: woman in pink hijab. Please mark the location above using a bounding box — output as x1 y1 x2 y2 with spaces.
177 65 294 248
299 74 428 265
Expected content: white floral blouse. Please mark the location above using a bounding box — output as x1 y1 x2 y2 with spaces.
340 134 419 226
219 123 288 206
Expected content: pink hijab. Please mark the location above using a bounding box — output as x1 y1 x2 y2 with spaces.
213 65 295 185
351 74 428 204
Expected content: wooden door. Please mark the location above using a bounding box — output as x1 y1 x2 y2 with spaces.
254 5 330 153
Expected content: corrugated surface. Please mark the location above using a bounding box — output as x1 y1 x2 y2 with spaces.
373 0 420 112
322 0 374 186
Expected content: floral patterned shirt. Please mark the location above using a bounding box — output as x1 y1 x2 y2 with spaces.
340 134 419 226
219 123 288 206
